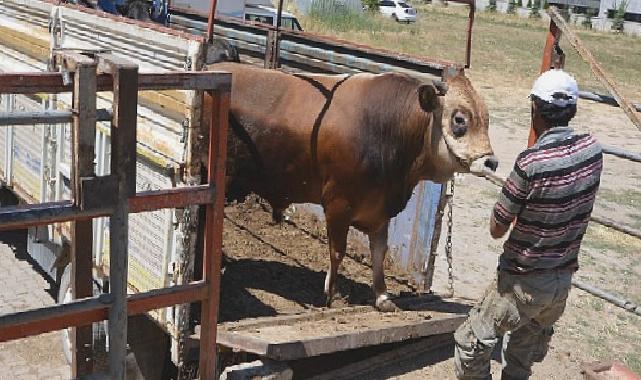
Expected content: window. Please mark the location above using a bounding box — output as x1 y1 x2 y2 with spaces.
281 17 294 30
245 14 274 25
398 2 411 8
379 1 395 7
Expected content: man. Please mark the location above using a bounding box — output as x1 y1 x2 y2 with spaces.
454 69 603 380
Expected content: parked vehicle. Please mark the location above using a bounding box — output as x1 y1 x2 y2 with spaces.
166 0 303 30
378 0 417 22
78 0 304 31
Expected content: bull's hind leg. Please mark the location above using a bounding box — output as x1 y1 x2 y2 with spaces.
369 222 397 312
323 199 351 308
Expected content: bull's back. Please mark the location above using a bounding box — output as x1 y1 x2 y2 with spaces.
210 63 357 207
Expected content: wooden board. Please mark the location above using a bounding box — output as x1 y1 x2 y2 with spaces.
214 297 471 361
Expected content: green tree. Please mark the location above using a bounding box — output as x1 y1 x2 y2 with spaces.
582 8 596 29
611 0 628 32
543 0 549 9
362 0 379 11
486 0 497 12
527 0 532 9
507 0 517 14
517 0 523 7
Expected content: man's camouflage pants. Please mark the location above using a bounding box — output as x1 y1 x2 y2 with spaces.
453 269 573 380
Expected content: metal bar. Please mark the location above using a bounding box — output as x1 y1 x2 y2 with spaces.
0 282 208 343
0 201 113 231
579 90 641 113
0 295 113 343
547 7 641 133
129 185 215 213
199 89 230 380
473 170 641 241
105 57 139 380
572 279 641 317
0 72 232 94
0 185 216 230
127 281 208 315
530 17 562 146
206 0 218 44
0 109 112 126
590 215 641 241
447 0 476 69
70 59 97 378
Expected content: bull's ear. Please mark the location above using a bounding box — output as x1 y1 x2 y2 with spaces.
418 84 439 113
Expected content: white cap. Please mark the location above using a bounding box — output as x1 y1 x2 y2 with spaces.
529 69 579 108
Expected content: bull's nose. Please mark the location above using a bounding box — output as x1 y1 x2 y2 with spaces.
484 156 499 172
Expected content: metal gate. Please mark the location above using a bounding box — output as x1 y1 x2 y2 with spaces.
0 49 230 380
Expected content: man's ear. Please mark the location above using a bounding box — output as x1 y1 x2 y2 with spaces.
418 84 440 112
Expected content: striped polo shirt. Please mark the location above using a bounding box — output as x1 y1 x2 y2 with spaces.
493 126 603 273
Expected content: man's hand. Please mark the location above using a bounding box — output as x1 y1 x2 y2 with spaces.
490 212 510 239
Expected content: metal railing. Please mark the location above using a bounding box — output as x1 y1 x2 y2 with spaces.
0 49 231 380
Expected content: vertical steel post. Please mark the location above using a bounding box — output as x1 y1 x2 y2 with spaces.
529 19 562 147
70 57 98 378
464 0 475 69
198 89 230 380
206 0 218 44
104 56 139 380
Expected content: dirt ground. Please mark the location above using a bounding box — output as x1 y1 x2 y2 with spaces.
217 72 641 379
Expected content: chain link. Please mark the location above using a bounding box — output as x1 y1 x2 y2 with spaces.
445 179 455 298
177 206 196 380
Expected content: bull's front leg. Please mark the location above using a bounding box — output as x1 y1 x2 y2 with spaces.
323 199 351 308
369 221 397 312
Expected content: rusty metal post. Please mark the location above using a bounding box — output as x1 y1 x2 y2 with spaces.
101 54 139 380
198 89 230 380
464 0 475 69
529 17 562 147
206 0 218 44
70 55 98 378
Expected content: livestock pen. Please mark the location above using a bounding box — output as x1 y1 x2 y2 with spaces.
0 0 482 378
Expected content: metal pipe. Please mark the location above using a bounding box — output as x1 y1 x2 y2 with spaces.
589 215 641 240
206 0 218 44
579 90 641 113
0 109 112 126
472 170 641 241
0 282 208 343
572 279 641 317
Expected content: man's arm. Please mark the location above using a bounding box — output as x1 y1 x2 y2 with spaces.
490 160 529 239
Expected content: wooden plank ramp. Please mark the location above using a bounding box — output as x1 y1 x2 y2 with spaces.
210 296 472 361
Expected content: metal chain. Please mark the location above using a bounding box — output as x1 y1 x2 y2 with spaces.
176 206 195 380
445 179 455 298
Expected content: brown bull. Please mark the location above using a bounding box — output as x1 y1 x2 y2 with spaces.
207 62 497 311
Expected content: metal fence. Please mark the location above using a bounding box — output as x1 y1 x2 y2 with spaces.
0 50 231 380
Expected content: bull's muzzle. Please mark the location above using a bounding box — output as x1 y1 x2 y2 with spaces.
484 156 499 172
470 154 499 174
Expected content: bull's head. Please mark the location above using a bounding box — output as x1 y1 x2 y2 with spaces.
417 73 497 179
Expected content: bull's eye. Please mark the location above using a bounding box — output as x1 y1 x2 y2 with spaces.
451 111 468 137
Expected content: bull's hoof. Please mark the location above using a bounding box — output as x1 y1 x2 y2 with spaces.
375 294 398 312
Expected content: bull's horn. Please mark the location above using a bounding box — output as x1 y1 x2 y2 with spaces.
432 80 448 96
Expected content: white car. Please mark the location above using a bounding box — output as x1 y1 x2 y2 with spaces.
378 0 417 23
